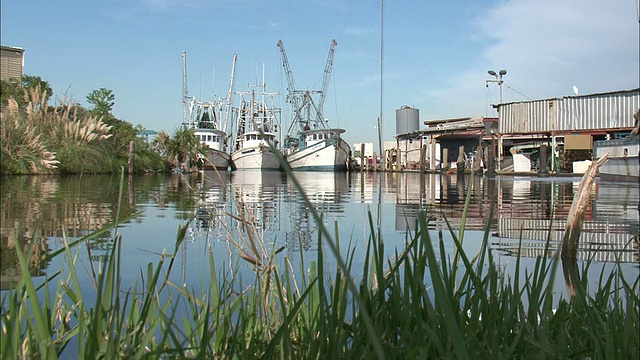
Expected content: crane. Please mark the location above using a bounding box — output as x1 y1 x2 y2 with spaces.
277 39 337 133
317 39 337 121
277 39 303 130
223 53 238 138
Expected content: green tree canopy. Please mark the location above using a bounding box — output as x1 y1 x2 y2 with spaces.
86 88 115 118
0 74 53 108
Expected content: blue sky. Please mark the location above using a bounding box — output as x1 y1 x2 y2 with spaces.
2 0 638 147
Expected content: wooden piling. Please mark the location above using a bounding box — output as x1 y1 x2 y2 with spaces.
539 145 549 174
360 143 365 172
442 148 449 172
456 145 465 173
486 142 495 175
128 141 135 174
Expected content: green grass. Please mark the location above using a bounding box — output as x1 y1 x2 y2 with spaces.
1 168 638 359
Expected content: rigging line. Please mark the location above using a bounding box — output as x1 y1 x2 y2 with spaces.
333 68 340 128
486 83 494 117
503 83 532 100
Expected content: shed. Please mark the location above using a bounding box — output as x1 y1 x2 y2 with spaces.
1 46 25 81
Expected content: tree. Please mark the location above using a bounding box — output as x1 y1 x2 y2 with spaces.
0 75 53 108
22 75 53 102
165 127 207 170
86 88 115 118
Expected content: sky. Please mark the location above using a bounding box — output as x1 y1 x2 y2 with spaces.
2 0 639 147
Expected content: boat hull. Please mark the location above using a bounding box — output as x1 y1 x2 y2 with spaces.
231 145 281 170
286 140 350 171
194 128 230 170
594 136 639 182
202 149 230 170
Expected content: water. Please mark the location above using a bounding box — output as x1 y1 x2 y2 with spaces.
1 171 638 297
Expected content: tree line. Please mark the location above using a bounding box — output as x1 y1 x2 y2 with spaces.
0 75 206 175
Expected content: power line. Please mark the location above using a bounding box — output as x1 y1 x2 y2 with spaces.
503 83 532 101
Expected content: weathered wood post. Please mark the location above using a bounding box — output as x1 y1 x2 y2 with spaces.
442 148 449 172
539 144 549 175
430 140 436 172
128 141 135 174
486 140 495 175
473 145 483 173
360 143 365 172
420 144 426 173
456 145 465 173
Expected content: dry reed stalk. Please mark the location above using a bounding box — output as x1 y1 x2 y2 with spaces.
561 154 609 260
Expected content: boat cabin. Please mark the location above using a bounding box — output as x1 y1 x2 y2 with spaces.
195 129 226 151
297 129 345 150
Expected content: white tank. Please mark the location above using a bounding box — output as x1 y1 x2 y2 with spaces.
396 106 420 135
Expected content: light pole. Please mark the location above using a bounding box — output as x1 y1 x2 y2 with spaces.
486 69 506 174
486 69 507 104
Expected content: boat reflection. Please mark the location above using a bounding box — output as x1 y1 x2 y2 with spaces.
229 170 285 232
283 171 349 252
191 171 232 239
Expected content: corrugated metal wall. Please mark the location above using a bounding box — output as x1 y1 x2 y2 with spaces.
499 89 640 134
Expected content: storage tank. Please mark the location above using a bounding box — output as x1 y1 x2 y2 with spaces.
396 106 420 135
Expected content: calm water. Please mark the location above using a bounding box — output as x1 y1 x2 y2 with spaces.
1 171 639 298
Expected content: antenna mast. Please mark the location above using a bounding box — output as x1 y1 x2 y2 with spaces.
378 0 384 163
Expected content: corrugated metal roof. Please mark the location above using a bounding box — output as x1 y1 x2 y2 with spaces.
498 88 640 134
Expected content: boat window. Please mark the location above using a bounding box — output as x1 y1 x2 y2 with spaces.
313 134 317 140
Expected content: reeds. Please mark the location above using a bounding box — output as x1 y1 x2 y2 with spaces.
1 87 113 174
1 168 638 359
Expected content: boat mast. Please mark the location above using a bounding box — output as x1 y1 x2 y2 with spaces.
182 51 192 129
224 54 238 150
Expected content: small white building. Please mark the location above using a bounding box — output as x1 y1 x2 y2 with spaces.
352 142 374 167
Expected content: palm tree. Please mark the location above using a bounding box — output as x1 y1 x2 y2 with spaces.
151 130 170 157
165 127 206 171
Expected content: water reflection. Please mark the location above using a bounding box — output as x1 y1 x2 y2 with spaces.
283 172 349 252
493 177 639 263
1 172 638 292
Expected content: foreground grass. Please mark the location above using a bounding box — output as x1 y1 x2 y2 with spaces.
1 171 638 359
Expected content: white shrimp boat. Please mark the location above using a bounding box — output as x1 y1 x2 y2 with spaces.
277 39 350 171
284 128 350 171
182 51 236 170
193 126 230 170
230 83 282 171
